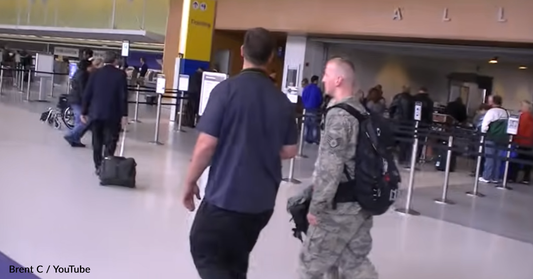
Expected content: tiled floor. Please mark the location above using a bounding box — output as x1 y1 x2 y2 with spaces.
1 89 533 279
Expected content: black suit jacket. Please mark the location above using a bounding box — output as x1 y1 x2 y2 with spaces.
82 65 129 122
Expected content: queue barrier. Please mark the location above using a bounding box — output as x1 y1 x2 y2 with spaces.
0 66 69 102
1 66 191 147
283 108 533 218
125 85 190 145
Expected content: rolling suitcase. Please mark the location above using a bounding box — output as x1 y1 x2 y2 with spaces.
99 131 137 188
435 140 457 172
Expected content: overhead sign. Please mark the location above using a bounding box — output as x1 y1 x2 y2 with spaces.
414 101 422 121
53 47 79 57
507 114 519 135
121 40 130 57
199 71 228 116
156 77 166 94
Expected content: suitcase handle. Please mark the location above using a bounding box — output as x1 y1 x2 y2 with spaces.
119 129 127 157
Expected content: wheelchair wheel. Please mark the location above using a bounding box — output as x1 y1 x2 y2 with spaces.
62 107 75 130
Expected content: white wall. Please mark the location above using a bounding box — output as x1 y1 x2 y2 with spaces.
303 40 326 81
282 35 307 90
328 45 533 110
282 35 326 92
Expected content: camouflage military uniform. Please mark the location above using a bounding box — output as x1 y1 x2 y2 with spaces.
299 96 378 279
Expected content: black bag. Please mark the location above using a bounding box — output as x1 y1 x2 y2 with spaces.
145 95 156 106
288 198 310 242
99 131 137 188
40 110 51 122
326 103 400 215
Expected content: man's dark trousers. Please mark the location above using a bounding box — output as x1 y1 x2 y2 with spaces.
190 201 272 279
91 119 121 170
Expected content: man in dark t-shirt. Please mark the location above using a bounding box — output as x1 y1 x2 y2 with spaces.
183 27 298 278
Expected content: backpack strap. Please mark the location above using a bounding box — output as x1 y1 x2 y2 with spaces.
326 102 367 122
324 103 369 182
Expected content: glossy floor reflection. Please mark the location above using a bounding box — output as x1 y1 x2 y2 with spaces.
0 100 532 279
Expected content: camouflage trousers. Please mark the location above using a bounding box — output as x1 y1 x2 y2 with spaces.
298 210 378 279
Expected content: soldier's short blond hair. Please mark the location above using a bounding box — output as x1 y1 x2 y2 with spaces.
328 57 356 88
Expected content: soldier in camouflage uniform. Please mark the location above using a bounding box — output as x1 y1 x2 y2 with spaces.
299 58 379 279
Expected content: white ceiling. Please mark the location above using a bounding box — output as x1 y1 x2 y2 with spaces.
313 38 533 65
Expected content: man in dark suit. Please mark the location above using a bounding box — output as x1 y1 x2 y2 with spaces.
81 51 129 174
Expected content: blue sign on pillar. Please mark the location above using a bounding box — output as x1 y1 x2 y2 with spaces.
69 62 78 79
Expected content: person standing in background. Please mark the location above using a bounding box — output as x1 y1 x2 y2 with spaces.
301 75 323 144
365 87 386 115
480 95 508 184
138 57 148 85
186 67 204 127
64 59 92 147
81 51 129 175
301 78 309 89
508 100 533 184
389 85 414 165
444 97 467 123
81 48 93 62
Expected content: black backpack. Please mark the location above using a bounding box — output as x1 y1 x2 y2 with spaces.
326 103 400 215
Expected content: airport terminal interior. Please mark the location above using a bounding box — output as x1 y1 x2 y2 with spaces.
1 0 533 278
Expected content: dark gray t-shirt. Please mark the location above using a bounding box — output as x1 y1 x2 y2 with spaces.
197 69 298 214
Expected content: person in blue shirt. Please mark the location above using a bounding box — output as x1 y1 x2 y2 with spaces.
301 75 323 144
183 27 298 278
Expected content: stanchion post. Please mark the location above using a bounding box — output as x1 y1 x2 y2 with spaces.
25 69 32 101
395 121 421 216
129 84 142 123
396 101 423 216
467 135 486 197
66 78 71 95
176 91 186 133
282 158 301 184
496 115 519 190
15 65 20 88
149 93 164 145
296 109 308 159
20 68 25 93
12 66 16 86
434 135 455 205
149 77 165 145
49 75 54 98
0 66 4 95
496 135 513 190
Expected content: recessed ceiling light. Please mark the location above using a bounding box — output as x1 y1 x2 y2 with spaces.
519 66 527 70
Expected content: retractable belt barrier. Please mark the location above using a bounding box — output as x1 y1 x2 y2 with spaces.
0 66 68 102
285 104 533 217
125 85 190 145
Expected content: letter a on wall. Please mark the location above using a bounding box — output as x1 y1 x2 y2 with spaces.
393 8 403 21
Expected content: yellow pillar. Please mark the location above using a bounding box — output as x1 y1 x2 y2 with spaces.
163 0 217 89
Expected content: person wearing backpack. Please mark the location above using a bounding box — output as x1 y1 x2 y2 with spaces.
480 95 509 183
299 57 389 279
